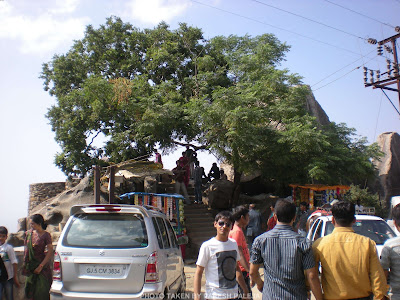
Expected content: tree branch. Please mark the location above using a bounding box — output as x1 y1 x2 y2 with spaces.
173 140 208 151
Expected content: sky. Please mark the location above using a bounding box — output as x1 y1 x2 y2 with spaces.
1 0 399 233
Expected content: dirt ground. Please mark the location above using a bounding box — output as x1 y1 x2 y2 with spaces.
184 261 316 300
184 260 263 300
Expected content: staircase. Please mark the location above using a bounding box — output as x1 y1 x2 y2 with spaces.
157 178 216 260
184 203 216 259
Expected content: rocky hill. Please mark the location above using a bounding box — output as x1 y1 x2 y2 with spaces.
372 132 400 212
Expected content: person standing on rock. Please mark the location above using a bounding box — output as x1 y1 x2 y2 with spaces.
194 211 249 300
178 151 190 187
154 149 163 167
23 214 53 300
193 160 206 204
172 160 190 204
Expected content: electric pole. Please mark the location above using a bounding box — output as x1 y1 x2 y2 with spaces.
364 27 400 110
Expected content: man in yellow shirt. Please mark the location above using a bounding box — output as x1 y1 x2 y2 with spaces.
312 201 388 300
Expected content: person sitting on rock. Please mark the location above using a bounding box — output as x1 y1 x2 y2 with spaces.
208 163 220 181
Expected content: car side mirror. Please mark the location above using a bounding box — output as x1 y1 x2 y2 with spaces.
177 235 188 245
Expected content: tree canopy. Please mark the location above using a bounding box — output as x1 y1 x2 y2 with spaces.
41 17 380 191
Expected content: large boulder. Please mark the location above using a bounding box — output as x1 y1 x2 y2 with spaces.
304 86 331 127
144 176 157 193
372 132 400 210
203 179 235 209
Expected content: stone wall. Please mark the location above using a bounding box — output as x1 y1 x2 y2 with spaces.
29 182 66 214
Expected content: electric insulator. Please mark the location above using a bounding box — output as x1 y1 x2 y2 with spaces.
377 45 383 56
363 66 368 83
376 70 380 81
394 64 399 76
396 26 400 33
368 38 377 44
387 60 392 76
370 70 374 83
384 45 393 54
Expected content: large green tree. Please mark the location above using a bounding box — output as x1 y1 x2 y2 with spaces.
41 17 379 196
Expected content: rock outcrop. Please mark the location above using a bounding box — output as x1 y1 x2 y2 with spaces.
373 132 400 210
203 179 235 209
22 177 109 243
305 87 331 127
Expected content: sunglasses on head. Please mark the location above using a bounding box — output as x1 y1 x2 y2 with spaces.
217 221 232 227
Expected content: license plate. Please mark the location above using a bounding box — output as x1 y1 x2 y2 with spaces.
79 264 126 278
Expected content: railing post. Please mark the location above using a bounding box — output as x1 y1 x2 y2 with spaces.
93 165 100 204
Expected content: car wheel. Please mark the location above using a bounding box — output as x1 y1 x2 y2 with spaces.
178 271 186 294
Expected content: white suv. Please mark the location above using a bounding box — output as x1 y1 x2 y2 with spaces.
50 204 186 300
307 214 397 256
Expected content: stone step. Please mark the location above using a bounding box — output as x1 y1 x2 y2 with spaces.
190 234 216 246
185 218 214 226
183 204 210 211
187 226 215 234
184 204 212 217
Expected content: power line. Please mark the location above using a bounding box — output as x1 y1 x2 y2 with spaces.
311 50 376 87
250 0 365 40
323 0 396 29
191 0 369 56
312 53 377 90
312 66 361 91
381 89 400 116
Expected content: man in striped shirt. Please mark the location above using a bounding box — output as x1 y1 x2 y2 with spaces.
249 200 322 300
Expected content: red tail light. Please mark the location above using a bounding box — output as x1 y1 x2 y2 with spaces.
53 252 62 281
145 252 159 283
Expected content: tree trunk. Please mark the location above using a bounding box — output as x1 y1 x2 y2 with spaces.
231 167 242 208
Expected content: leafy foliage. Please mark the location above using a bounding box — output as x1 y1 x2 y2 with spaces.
41 17 380 191
347 184 387 217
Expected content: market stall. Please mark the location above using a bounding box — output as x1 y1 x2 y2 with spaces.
289 184 351 209
119 192 187 258
119 192 186 235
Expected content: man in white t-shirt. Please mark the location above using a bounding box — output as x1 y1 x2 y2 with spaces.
194 211 249 300
0 226 20 300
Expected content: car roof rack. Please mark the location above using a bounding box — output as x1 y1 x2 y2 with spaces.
70 204 152 217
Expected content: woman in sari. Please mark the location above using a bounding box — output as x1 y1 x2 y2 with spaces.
267 202 277 231
23 214 53 300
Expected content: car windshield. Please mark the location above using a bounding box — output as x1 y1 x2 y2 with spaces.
325 219 396 245
63 213 148 248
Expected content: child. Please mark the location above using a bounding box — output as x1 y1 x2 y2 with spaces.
380 203 400 299
0 226 20 300
194 211 249 300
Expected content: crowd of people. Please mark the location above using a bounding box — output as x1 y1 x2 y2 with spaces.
1 214 52 300
1 201 400 300
161 146 227 204
194 201 400 300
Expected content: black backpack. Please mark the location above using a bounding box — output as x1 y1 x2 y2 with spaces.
0 255 8 282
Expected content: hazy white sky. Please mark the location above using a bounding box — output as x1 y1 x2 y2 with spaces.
1 0 399 233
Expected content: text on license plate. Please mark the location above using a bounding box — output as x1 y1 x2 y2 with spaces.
79 264 126 278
